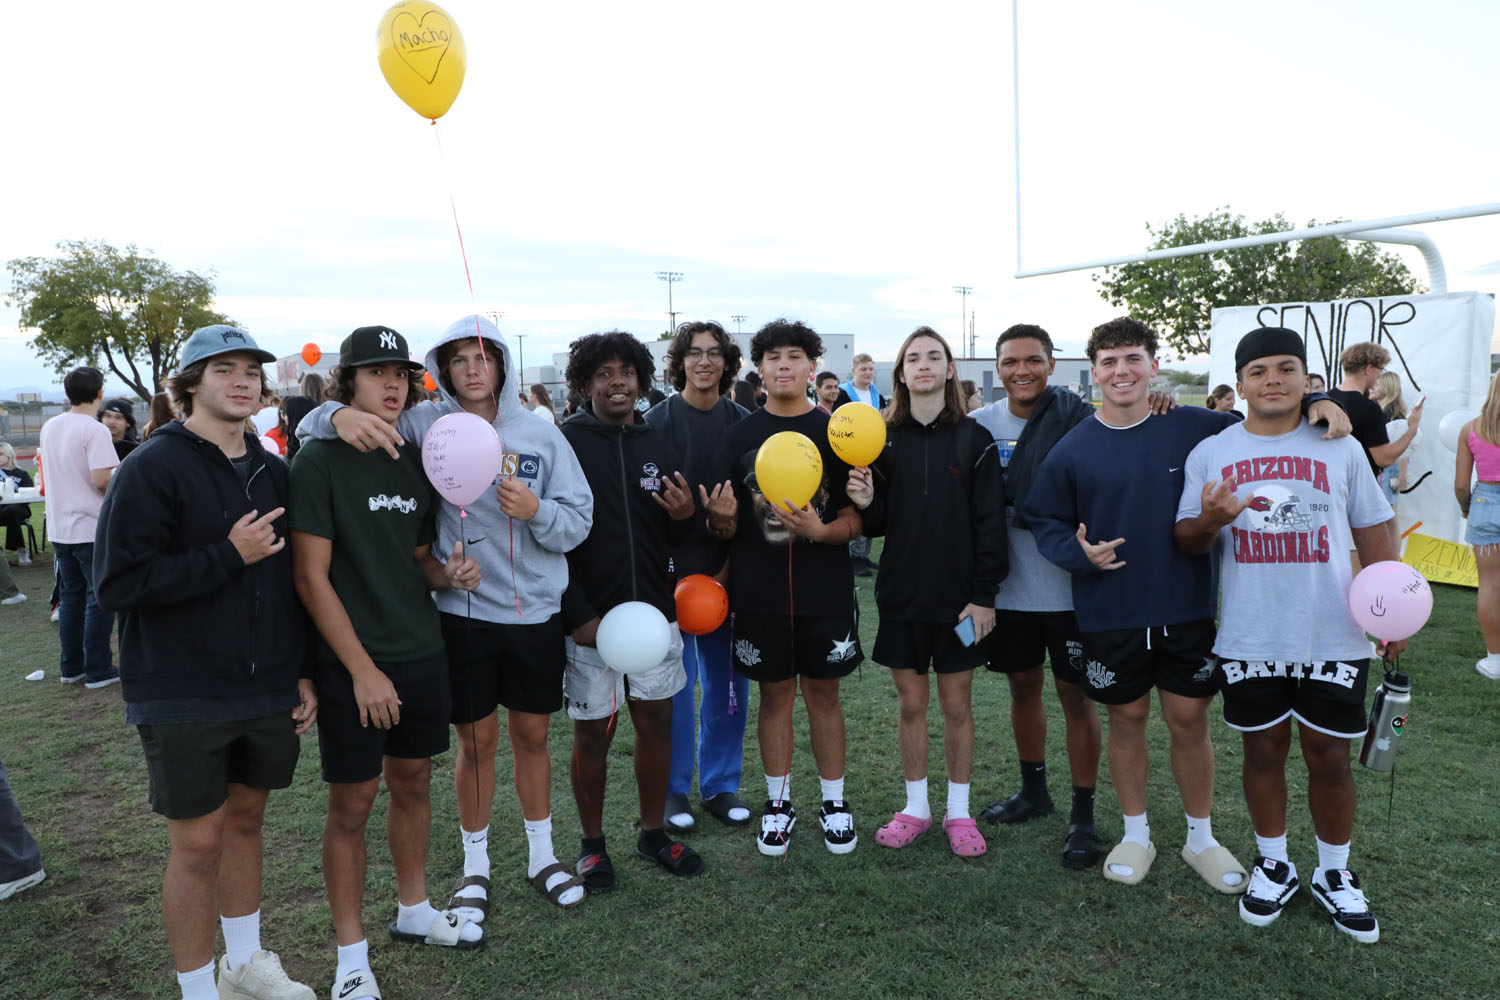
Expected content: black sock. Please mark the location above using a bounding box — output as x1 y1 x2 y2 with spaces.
1020 760 1048 801
1070 786 1096 826
638 827 671 853
580 835 606 858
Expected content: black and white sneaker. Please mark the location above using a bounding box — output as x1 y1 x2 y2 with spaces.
818 800 858 854
1312 868 1380 943
1238 856 1299 927
758 800 797 857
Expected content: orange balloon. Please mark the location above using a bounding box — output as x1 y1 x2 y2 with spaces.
423 372 438 393
301 343 322 366
674 574 729 636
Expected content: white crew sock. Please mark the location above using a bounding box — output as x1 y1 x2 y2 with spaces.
819 775 845 803
902 777 931 821
1317 837 1351 873
1255 832 1289 864
525 815 584 907
766 773 790 805
1121 812 1151 847
220 910 261 971
461 825 490 878
946 781 971 821
396 899 482 943
177 961 217 1000
1184 814 1219 855
335 940 369 982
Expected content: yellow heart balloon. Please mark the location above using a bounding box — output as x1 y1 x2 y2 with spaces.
827 402 887 467
754 431 824 512
376 1 467 120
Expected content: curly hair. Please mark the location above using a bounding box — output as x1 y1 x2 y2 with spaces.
326 363 425 411
565 331 656 397
168 359 274 418
1339 341 1391 375
749 319 823 366
996 323 1055 359
664 321 743 394
1086 316 1158 362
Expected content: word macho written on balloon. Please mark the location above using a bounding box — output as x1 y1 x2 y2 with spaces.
376 0 468 120
421 412 501 508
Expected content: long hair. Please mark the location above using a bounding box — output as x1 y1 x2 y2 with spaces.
1207 385 1234 410
1377 371 1407 421
143 392 175 439
884 327 965 428
1477 369 1500 447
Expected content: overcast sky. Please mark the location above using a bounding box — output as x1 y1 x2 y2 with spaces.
3 0 1497 396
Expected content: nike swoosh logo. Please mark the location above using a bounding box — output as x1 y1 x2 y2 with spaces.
339 977 365 999
466 536 486 545
1168 467 1181 472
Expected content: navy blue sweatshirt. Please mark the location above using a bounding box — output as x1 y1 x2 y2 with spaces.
1022 408 1234 631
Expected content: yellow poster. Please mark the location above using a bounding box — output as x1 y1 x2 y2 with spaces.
1402 532 1477 589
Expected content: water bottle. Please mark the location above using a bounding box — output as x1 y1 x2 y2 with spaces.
1359 670 1411 772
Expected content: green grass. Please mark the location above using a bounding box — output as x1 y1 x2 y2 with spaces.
1 531 1498 999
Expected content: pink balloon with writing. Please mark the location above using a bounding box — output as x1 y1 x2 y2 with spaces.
1347 560 1432 642
422 412 501 507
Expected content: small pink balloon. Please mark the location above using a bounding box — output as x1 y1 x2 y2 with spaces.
1347 560 1433 642
421 412 501 507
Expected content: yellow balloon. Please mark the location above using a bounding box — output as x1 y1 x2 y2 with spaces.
376 1 467 120
827 402 887 467
754 432 824 512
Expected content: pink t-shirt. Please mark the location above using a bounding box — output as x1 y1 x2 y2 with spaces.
1470 427 1500 482
38 412 119 543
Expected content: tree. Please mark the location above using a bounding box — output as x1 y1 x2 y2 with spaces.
7 240 234 399
1093 209 1425 357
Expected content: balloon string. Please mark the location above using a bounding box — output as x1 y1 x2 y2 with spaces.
431 119 488 378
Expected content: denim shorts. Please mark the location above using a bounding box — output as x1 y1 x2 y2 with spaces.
1467 483 1500 548
1379 465 1399 504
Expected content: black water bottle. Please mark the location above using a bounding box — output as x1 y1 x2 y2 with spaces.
1359 670 1411 772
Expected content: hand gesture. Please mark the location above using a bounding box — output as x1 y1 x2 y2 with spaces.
1202 475 1254 527
573 617 601 648
332 406 405 459
846 467 874 510
1075 522 1126 571
228 507 286 565
1308 398 1352 440
353 667 401 729
1406 396 1426 430
292 677 319 735
496 478 540 520
770 498 827 542
700 480 738 522
652 471 696 521
444 541 482 591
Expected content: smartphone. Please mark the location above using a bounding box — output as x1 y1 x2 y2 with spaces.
954 616 976 647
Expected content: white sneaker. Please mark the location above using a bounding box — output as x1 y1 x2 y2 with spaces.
49 606 59 623
330 968 381 1000
0 593 25 606
1477 657 1500 680
0 867 44 901
218 951 315 1000
17 549 30 566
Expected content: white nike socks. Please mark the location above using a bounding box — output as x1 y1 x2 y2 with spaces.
1184 814 1219 854
220 910 261 971
1108 812 1152 879
335 940 369 982
903 777 931 821
526 815 583 906
461 825 490 879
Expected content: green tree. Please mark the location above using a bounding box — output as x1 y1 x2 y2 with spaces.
7 240 234 399
1094 209 1425 357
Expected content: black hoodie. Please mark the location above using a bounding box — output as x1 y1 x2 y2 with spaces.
560 404 689 626
94 421 307 711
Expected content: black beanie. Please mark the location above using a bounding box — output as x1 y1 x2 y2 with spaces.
1235 327 1306 374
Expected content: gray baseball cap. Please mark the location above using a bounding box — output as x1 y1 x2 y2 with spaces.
179 325 276 368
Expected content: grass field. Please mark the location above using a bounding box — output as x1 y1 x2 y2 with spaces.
1 515 1498 999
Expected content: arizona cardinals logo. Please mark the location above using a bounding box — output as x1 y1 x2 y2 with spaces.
1247 495 1273 513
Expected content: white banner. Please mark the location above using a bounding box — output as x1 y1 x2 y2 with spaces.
1209 291 1496 548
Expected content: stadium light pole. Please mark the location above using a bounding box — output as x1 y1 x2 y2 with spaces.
731 314 747 335
485 310 520 379
656 271 683 336
953 286 972 355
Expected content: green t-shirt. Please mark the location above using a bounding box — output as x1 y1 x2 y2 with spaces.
289 437 443 666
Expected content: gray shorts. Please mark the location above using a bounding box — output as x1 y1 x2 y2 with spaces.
564 630 686 720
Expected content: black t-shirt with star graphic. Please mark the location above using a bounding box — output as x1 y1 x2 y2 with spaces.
714 406 857 618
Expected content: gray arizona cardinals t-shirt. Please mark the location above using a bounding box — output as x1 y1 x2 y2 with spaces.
1176 421 1391 663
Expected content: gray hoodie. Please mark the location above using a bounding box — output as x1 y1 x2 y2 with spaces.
297 315 593 625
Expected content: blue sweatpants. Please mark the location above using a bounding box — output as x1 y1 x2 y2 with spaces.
668 618 749 799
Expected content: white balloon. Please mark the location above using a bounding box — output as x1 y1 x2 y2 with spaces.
596 601 673 675
252 407 280 434
1438 409 1477 454
259 435 282 455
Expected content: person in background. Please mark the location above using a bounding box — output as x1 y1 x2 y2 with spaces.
100 398 140 461
839 353 886 410
0 443 34 567
530 384 560 425
1205 385 1244 421
142 393 175 440
1370 371 1417 550
1457 369 1500 680
815 371 842 414
282 396 315 463
1308 373 1327 394
961 379 983 413
299 372 327 402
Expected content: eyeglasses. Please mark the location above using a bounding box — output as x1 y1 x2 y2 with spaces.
684 348 724 361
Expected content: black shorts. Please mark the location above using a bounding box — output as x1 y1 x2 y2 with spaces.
315 651 452 784
442 612 566 721
1219 658 1370 739
874 620 983 675
731 612 862 683
1077 618 1219 705
138 712 300 820
982 610 1086 685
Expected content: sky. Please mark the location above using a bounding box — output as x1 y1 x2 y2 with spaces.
3 0 1498 398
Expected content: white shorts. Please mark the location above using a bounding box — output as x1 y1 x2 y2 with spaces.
564 629 686 721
